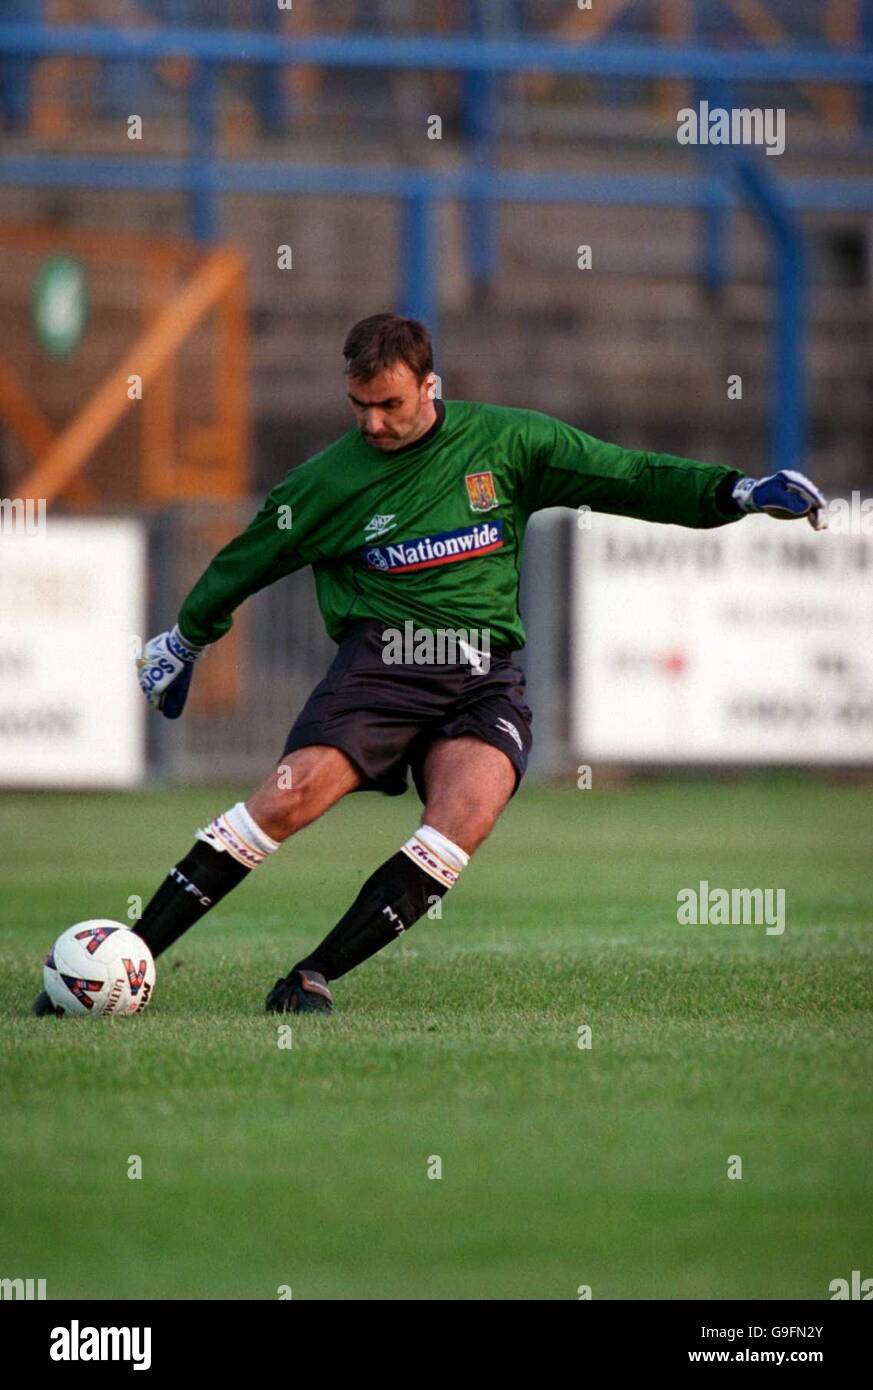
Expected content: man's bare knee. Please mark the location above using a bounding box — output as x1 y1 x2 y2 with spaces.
246 746 361 842
422 739 515 855
423 798 502 855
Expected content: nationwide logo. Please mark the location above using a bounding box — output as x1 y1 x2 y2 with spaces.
364 513 396 541
364 520 504 574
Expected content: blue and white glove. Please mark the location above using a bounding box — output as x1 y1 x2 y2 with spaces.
136 625 202 719
732 470 828 531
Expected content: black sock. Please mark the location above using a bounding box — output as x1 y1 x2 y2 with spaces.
293 851 450 981
136 840 250 959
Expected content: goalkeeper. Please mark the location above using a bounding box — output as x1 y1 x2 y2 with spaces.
33 314 828 1016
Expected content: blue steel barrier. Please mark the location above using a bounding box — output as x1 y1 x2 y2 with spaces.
2 26 873 79
1 22 873 475
735 160 806 476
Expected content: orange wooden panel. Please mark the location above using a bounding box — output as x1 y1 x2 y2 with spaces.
19 251 242 506
0 356 55 462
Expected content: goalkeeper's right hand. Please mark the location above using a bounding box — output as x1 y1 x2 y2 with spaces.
136 625 202 719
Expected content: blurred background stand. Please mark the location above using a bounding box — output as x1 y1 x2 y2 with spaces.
0 1 871 784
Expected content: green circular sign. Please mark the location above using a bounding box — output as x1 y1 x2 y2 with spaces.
32 255 89 358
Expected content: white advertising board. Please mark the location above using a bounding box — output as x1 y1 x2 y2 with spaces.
0 519 146 786
572 513 873 763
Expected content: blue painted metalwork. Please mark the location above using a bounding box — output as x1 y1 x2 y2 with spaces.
401 191 437 336
1 20 871 471
188 61 218 241
462 0 497 297
0 26 872 82
2 156 870 212
735 160 806 475
863 0 873 130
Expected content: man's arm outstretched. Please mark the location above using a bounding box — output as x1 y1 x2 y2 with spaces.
518 411 826 531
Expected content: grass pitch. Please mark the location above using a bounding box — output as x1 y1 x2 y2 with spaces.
1 776 871 1301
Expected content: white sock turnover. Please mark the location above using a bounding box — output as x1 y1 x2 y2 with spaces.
196 801 280 869
401 823 470 889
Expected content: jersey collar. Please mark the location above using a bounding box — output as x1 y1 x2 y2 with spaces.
389 398 446 456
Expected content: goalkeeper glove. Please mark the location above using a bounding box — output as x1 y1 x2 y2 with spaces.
732 470 828 531
136 624 202 719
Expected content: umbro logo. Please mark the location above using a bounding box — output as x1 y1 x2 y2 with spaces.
495 717 523 751
364 513 396 540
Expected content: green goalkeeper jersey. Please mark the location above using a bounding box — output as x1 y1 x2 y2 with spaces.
177 400 743 652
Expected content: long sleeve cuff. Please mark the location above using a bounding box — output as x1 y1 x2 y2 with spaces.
714 471 746 518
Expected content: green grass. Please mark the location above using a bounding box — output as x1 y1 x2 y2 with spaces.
1 776 871 1300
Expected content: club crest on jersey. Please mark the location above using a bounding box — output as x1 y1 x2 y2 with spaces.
364 520 503 574
465 471 498 512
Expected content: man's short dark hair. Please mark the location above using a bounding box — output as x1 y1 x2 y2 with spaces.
343 313 433 383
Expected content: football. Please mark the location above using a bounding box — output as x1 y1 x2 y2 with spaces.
43 921 156 1018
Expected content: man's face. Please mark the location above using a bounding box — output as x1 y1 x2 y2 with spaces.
347 362 436 452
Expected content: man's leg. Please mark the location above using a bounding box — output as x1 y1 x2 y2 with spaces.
133 745 362 960
417 734 517 855
282 736 515 991
32 744 361 1016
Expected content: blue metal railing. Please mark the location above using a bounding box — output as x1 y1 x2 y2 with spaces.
735 160 806 476
1 25 873 76
1 21 873 476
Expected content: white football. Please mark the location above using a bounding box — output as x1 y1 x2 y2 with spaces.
43 921 156 1018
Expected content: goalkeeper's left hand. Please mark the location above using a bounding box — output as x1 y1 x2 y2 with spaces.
732 470 828 530
136 624 202 719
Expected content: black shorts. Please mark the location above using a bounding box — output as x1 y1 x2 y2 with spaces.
282 619 533 802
